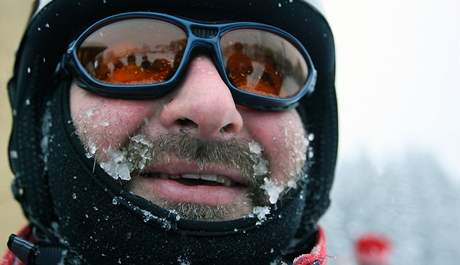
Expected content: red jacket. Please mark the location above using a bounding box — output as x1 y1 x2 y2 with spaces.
2 226 327 265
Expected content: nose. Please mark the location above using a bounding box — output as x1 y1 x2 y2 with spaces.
159 56 243 138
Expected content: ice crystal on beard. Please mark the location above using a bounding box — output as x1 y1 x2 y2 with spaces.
252 206 270 224
86 134 154 181
261 178 285 204
100 148 132 181
85 141 97 158
248 140 263 155
253 157 269 176
128 134 153 171
287 179 297 189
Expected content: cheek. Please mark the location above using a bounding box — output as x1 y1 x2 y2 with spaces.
70 85 159 154
242 109 307 183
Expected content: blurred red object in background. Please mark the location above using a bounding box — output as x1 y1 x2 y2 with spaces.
355 233 392 265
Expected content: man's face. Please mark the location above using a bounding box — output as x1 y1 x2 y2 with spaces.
70 55 308 221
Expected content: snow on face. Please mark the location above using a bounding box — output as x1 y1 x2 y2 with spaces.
70 55 308 221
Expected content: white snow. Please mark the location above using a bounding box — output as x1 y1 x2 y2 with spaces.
261 178 285 204
253 158 269 176
84 108 96 119
252 206 270 224
99 121 110 127
85 141 97 158
129 134 154 170
322 154 460 265
140 209 155 223
177 256 191 265
35 0 54 15
100 148 132 181
40 106 52 167
270 261 288 265
9 150 18 159
248 141 263 155
137 208 171 230
286 179 297 189
97 136 154 180
307 147 314 159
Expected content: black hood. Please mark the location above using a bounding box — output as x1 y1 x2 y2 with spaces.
7 0 338 264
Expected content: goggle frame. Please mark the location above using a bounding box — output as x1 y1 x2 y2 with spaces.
62 12 317 110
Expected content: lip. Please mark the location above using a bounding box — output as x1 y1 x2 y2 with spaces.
130 160 250 206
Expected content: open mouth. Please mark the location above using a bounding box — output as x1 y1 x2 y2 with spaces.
131 168 249 206
139 172 240 187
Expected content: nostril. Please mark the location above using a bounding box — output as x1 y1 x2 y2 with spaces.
176 118 197 128
220 123 236 134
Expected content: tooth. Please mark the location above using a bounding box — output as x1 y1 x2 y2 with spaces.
222 178 233 187
214 176 227 184
174 174 235 186
200 175 218 182
182 174 200 180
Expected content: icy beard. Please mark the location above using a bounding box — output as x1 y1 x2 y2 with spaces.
81 133 306 221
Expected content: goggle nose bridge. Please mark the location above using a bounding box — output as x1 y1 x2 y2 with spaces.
190 25 219 39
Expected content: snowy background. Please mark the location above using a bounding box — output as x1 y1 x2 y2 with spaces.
321 0 460 264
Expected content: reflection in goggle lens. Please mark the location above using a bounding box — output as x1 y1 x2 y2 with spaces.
77 19 187 84
76 19 309 99
221 29 309 98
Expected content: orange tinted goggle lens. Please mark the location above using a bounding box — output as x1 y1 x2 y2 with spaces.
77 19 309 99
221 29 309 98
77 18 186 84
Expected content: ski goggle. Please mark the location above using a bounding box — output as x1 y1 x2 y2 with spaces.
62 12 317 110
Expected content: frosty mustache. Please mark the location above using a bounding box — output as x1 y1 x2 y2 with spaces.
92 133 270 190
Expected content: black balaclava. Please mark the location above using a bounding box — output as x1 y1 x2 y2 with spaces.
7 0 338 264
